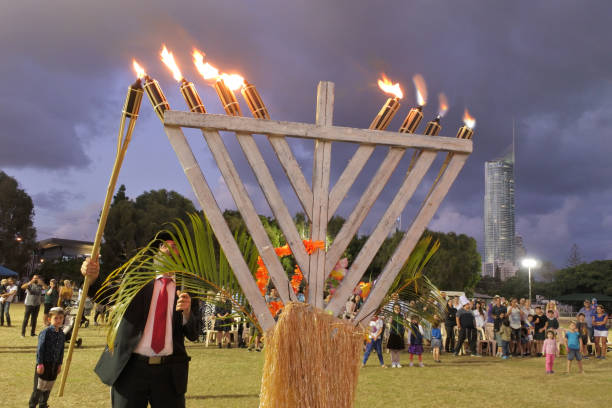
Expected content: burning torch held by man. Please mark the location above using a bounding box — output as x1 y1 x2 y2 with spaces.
81 233 200 408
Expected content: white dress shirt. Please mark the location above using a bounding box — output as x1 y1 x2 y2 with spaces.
134 276 176 357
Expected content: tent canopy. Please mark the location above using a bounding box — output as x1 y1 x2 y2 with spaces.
557 293 612 302
0 265 18 277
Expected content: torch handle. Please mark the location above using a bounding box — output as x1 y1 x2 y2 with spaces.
57 114 137 397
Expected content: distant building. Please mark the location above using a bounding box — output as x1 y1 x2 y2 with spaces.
37 238 93 263
514 235 527 264
483 153 517 279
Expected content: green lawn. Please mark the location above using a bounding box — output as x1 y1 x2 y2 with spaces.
1 303 609 407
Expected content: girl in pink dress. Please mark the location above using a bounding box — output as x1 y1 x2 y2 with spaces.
542 330 559 374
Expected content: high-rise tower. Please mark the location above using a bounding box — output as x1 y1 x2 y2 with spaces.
483 151 516 279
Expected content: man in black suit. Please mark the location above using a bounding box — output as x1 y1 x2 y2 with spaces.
82 236 199 408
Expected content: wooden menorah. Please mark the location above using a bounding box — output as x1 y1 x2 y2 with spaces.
162 81 472 331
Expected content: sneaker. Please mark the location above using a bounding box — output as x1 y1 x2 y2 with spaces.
470 354 481 358
381 364 387 368
419 362 425 368
396 364 402 368
256 348 262 352
436 360 442 363
502 356 508 360
248 348 253 352
409 362 414 367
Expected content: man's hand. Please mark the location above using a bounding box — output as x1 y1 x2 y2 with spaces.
81 257 100 282
176 291 191 320
36 364 44 375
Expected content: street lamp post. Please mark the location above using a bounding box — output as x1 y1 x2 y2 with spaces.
521 258 538 302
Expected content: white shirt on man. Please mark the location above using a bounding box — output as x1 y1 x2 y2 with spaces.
134 276 177 357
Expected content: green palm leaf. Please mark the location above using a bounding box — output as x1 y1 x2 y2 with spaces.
370 236 445 328
95 212 260 351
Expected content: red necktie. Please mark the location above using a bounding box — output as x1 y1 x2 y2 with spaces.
151 277 171 353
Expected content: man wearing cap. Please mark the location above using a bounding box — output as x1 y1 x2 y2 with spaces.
81 233 200 408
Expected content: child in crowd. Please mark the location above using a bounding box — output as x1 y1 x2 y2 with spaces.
525 315 535 356
431 318 442 363
494 311 506 357
546 309 559 334
565 322 584 374
533 306 548 356
576 313 589 359
499 319 512 359
408 315 425 367
542 330 558 374
387 304 405 368
362 313 386 368
29 307 65 408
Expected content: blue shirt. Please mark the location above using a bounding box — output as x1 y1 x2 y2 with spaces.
37 326 65 364
578 306 595 328
431 327 442 340
565 331 581 350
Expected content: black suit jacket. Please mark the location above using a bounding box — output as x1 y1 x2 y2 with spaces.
93 281 199 391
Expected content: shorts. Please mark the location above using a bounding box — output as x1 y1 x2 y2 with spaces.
567 349 582 361
594 329 608 338
534 331 546 341
431 338 442 350
43 303 54 315
511 328 521 341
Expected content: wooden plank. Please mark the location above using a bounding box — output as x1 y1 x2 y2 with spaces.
163 125 275 331
325 147 405 276
325 151 438 316
234 132 311 280
328 145 375 219
200 128 297 304
164 111 473 154
308 81 334 308
352 153 469 325
267 135 313 220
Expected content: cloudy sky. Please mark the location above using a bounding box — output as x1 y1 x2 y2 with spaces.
2 1 611 269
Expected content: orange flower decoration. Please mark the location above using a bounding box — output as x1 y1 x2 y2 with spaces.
303 239 325 255
274 244 292 257
290 266 304 293
268 300 284 317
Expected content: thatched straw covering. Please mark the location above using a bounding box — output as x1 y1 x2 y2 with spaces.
259 302 364 408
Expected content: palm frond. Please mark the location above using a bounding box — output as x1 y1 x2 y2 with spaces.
367 236 445 328
96 212 261 351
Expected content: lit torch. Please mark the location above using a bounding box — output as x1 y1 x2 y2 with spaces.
370 74 403 130
159 45 206 114
141 58 170 121
423 93 448 136
427 108 476 194
399 74 428 133
57 60 144 397
241 80 270 119
193 49 243 116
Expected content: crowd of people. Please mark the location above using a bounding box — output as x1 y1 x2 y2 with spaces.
361 293 609 373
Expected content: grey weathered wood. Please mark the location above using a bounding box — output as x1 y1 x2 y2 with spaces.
325 151 438 316
164 111 473 154
234 132 311 279
328 145 375 219
267 135 313 220
308 82 334 308
163 125 275 331
352 153 469 324
325 147 405 276
200 128 296 304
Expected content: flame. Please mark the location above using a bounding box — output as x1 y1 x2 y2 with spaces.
220 73 245 91
193 49 220 80
160 45 183 82
438 93 449 117
412 74 428 106
463 108 476 129
132 60 146 79
377 74 403 99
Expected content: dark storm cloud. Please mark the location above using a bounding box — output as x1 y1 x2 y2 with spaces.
33 189 84 211
2 0 611 264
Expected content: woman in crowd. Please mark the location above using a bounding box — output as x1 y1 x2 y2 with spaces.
444 299 457 353
546 300 559 319
57 280 73 308
214 292 233 348
507 298 524 356
387 303 405 368
592 304 608 359
43 279 59 326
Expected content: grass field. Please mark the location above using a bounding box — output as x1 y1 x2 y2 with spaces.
1 303 609 408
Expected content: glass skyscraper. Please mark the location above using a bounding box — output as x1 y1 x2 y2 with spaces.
483 154 516 279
